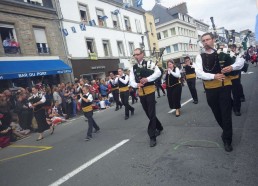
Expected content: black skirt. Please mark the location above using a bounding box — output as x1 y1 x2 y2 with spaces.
34 109 49 133
166 84 182 109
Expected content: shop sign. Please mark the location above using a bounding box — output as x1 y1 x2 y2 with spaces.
91 66 105 70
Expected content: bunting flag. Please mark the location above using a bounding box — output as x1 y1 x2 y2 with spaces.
123 3 130 8
112 9 120 15
79 23 86 31
136 0 143 7
71 26 76 33
89 19 96 26
62 29 68 36
99 15 108 21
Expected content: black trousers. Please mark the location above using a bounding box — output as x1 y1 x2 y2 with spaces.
155 81 165 97
167 84 182 109
84 111 99 137
112 89 122 108
140 92 163 140
206 86 232 144
34 109 49 133
18 110 33 130
231 78 241 112
186 78 198 101
130 88 138 104
120 91 134 117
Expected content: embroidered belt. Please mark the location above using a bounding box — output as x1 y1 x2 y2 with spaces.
82 105 93 112
203 77 232 89
229 75 239 80
186 73 196 80
119 86 129 92
138 85 156 96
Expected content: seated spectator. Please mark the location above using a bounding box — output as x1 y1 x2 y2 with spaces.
98 97 106 110
10 119 30 139
108 92 114 104
3 37 11 47
10 38 20 47
46 106 66 127
0 115 12 148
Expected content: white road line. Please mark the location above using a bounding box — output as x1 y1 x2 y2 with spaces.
168 98 193 113
49 139 130 186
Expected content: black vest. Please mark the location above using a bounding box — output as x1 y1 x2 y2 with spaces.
133 60 155 87
28 92 44 111
165 68 180 86
118 75 128 87
184 65 195 75
200 52 233 76
109 78 118 88
81 94 92 108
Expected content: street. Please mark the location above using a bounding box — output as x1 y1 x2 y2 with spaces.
1 66 258 186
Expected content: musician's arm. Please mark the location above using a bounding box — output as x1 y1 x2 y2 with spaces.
129 67 138 88
194 54 215 80
146 66 161 82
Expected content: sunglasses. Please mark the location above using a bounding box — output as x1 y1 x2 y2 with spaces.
133 53 142 56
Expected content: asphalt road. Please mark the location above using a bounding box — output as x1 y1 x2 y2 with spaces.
1 65 258 186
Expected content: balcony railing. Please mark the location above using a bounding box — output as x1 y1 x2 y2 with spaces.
37 47 50 54
4 46 21 54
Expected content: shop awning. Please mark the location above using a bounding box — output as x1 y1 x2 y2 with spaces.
0 59 72 80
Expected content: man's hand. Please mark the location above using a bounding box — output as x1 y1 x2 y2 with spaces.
214 73 225 81
221 66 233 73
137 83 144 88
140 78 148 84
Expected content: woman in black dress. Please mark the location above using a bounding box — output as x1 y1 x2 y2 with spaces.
165 59 182 117
28 86 53 140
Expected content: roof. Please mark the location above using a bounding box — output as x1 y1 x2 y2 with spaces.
110 0 145 13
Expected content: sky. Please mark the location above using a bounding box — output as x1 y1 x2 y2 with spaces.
142 0 256 32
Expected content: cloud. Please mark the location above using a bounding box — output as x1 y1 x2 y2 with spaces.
143 0 256 32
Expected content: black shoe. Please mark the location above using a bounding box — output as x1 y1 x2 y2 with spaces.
84 136 92 141
131 108 135 116
136 99 138 102
240 97 245 102
224 143 233 152
163 94 166 96
150 139 156 147
120 105 123 109
125 116 129 120
234 111 241 116
155 130 161 137
193 100 198 104
115 107 119 111
93 128 100 133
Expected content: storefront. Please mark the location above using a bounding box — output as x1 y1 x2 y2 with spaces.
71 58 120 81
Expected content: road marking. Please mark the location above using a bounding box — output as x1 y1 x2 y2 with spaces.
168 98 193 113
0 145 52 162
49 139 130 186
173 140 220 150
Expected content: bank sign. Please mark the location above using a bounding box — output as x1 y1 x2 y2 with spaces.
0 69 72 80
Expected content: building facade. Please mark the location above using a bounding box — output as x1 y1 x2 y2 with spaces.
57 0 150 80
0 0 71 89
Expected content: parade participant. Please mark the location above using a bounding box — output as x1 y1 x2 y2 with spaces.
183 56 198 104
155 66 166 98
228 44 245 116
28 86 53 141
117 68 134 120
129 48 163 147
195 32 241 152
165 59 182 117
108 72 122 111
79 86 100 141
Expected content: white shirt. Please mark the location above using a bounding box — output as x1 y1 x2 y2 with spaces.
118 74 129 85
28 92 46 107
109 77 118 85
129 61 161 88
230 51 245 70
168 67 181 78
99 100 106 109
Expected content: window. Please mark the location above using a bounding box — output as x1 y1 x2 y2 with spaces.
79 4 89 23
124 16 131 31
111 12 120 29
163 30 168 38
171 28 176 35
165 46 171 53
135 19 142 34
86 38 96 54
0 23 20 54
96 9 106 27
129 42 134 55
117 41 125 56
24 0 43 6
157 33 161 40
33 27 49 54
154 18 160 24
102 40 111 57
173 44 178 52
149 22 153 33
123 0 133 6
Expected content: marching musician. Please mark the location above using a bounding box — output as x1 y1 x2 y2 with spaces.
164 59 182 117
117 68 134 120
129 48 163 147
183 56 198 104
28 86 53 141
108 72 123 111
195 33 243 152
228 44 245 116
79 85 100 141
